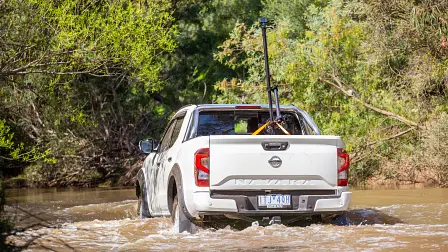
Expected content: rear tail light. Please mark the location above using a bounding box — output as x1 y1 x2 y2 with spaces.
194 148 210 187
337 148 350 186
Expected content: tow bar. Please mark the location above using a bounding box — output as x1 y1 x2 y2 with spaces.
253 216 282 226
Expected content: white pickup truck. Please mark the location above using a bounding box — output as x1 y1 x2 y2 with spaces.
136 104 351 232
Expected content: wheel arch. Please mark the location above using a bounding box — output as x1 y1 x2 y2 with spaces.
168 164 193 219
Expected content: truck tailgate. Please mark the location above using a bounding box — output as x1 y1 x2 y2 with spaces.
209 135 343 190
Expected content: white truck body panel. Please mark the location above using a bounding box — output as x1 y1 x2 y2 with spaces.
209 135 344 191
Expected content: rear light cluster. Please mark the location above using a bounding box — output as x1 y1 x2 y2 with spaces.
337 148 350 186
194 148 210 187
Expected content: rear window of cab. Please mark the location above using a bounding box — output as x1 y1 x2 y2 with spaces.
196 110 304 136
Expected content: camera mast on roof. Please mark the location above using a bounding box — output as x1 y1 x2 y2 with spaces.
259 18 284 132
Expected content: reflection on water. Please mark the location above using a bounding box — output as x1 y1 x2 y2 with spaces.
5 188 448 251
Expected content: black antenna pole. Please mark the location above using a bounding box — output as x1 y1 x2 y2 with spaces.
260 17 274 123
260 18 282 125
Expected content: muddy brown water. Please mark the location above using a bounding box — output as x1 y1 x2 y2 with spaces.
5 187 447 251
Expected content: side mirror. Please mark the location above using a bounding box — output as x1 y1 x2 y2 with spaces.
139 139 156 154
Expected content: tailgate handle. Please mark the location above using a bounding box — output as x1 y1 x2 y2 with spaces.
262 142 289 151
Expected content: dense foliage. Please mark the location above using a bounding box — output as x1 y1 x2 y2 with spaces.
215 0 448 186
1 0 177 186
0 0 446 187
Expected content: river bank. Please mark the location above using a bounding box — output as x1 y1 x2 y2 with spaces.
2 153 446 189
3 170 445 190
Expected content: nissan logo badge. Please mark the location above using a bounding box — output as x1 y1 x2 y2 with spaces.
268 156 282 168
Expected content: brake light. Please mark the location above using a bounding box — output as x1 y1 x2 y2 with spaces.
194 148 210 187
235 105 261 109
337 148 350 186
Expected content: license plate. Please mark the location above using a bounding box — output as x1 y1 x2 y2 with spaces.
257 194 291 208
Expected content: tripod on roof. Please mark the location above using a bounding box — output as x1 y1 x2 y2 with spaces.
252 17 289 136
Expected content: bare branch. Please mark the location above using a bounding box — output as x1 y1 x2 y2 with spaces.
366 127 416 147
0 155 15 161
10 61 70 73
318 76 418 127
1 70 115 76
351 127 416 164
0 44 37 71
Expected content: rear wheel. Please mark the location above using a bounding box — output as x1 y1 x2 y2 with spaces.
137 181 151 218
171 195 197 233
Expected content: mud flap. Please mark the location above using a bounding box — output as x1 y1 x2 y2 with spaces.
172 196 200 233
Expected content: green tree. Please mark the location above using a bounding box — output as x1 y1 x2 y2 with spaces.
0 0 176 186
214 0 448 185
158 0 263 106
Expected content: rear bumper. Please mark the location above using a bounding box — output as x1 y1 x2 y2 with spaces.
192 190 352 217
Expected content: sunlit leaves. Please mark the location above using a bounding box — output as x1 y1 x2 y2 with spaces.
214 0 448 184
33 0 176 89
0 0 177 183
0 120 55 163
